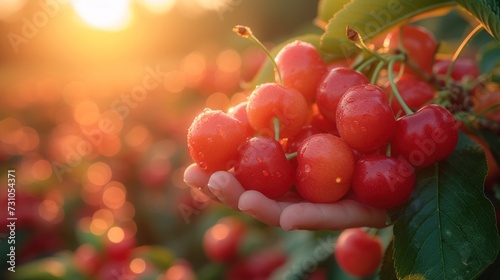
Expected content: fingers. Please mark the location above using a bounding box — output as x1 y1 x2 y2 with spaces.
279 199 387 231
183 164 219 202
207 171 245 210
238 191 292 227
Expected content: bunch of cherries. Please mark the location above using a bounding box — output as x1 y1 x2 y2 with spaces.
187 24 461 212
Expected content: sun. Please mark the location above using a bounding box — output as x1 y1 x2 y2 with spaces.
70 0 132 31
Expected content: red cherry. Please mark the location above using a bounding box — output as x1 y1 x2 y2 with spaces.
228 101 255 136
246 83 309 138
203 217 246 263
391 104 459 168
384 25 438 76
225 248 287 280
316 67 369 124
295 133 355 203
386 75 435 117
187 109 248 172
352 154 416 209
433 58 480 82
334 228 383 277
234 136 295 199
275 40 327 102
336 84 396 152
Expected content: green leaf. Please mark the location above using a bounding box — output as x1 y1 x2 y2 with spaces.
320 0 456 58
456 0 500 41
316 0 350 28
475 127 500 166
478 251 500 280
393 133 500 279
379 240 398 280
477 42 500 74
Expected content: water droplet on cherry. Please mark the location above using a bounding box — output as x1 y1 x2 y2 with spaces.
262 170 269 177
257 157 263 163
198 152 205 158
216 124 225 137
304 163 311 173
199 162 207 170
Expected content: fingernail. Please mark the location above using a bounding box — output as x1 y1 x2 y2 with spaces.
183 180 196 189
207 183 224 199
240 208 256 217
284 225 298 231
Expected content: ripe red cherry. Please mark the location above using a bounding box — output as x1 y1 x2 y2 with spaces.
203 217 246 263
336 84 396 152
384 25 438 76
334 228 383 277
187 109 248 172
385 75 435 117
316 67 369 124
275 40 327 102
234 136 295 199
228 101 255 136
352 154 416 209
226 248 287 280
316 67 370 123
295 133 355 203
284 125 321 168
433 58 480 83
391 104 459 168
246 83 309 138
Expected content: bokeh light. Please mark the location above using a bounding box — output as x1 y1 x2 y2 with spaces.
71 0 132 31
107 226 125 243
130 257 147 274
103 181 127 209
0 0 27 21
140 0 177 14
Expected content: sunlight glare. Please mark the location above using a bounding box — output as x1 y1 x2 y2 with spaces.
71 0 132 31
0 0 26 21
140 0 176 14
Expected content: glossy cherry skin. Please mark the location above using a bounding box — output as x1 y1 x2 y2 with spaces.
433 58 480 82
316 67 369 124
336 84 396 152
228 101 255 136
352 154 416 209
384 25 438 76
187 109 248 172
334 228 383 277
246 83 309 138
391 104 459 168
386 75 435 117
203 217 246 263
275 40 327 102
234 136 295 199
295 133 355 203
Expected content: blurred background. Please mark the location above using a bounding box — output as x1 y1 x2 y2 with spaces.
0 1 348 279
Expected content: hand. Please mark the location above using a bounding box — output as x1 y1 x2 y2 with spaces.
183 164 387 231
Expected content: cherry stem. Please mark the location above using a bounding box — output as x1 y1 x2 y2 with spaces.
445 24 483 88
370 60 386 84
355 56 377 72
233 25 283 86
366 227 379 236
286 152 297 160
272 117 281 141
386 143 392 157
388 57 413 115
347 26 387 62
